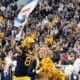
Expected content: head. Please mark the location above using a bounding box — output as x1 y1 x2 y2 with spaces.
35 45 53 58
22 37 35 50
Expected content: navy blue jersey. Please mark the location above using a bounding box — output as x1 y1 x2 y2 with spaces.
14 47 34 76
27 59 37 80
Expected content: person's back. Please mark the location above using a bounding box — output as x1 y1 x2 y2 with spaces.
13 47 34 80
13 37 37 80
14 48 33 76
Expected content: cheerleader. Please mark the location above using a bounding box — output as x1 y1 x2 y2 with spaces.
35 45 65 80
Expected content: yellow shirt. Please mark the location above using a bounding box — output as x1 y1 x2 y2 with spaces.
30 32 37 39
40 57 55 74
44 35 53 45
52 15 59 24
40 57 65 80
0 32 3 39
0 16 3 23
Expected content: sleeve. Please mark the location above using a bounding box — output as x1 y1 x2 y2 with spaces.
27 59 37 76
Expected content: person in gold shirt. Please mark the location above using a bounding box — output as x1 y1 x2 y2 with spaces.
35 45 65 80
52 15 59 25
0 16 3 23
44 35 53 47
28 32 37 40
0 31 4 39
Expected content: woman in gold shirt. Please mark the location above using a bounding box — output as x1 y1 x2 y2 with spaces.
35 45 65 80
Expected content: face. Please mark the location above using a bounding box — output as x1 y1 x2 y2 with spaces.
38 47 47 58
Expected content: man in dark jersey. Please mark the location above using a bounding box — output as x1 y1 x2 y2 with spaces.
13 37 37 80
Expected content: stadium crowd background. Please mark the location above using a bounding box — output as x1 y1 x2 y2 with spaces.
0 0 80 80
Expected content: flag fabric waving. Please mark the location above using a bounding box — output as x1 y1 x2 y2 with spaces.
14 0 38 27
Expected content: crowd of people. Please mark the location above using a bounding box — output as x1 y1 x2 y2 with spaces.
0 0 80 80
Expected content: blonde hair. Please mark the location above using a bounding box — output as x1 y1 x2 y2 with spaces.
34 45 53 58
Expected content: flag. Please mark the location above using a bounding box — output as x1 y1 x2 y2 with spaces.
14 0 38 27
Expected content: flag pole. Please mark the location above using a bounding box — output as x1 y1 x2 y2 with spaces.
15 16 28 41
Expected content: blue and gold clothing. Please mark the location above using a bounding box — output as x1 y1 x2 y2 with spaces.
13 35 36 80
13 76 31 80
14 47 36 77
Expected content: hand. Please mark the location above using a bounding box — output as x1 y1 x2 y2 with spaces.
36 68 42 74
15 32 21 41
